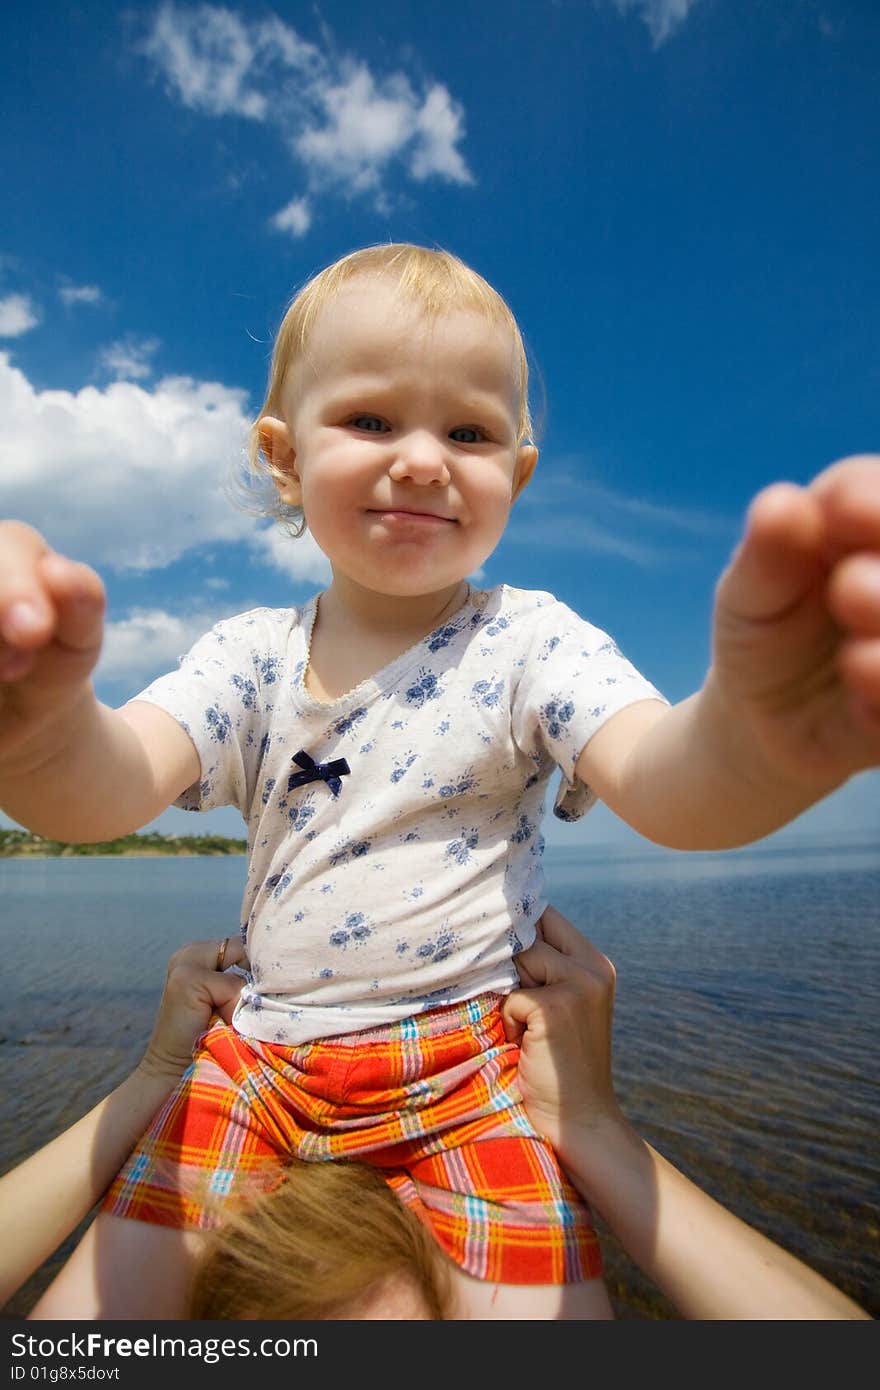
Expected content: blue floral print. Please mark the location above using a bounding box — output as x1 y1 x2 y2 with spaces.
287 798 317 831
471 678 504 708
540 697 576 740
329 911 374 949
204 706 231 742
404 669 442 707
258 655 281 684
390 752 418 783
510 814 534 844
438 767 478 798
445 827 480 865
427 624 459 651
333 706 367 737
231 674 258 709
328 838 371 867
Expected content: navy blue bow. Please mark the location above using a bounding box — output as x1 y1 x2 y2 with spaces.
288 748 351 798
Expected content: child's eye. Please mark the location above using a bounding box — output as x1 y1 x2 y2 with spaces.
349 415 388 433
449 426 485 444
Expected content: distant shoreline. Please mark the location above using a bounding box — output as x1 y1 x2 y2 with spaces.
2 850 249 859
0 830 247 859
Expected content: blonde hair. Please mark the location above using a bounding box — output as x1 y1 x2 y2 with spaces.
239 243 536 537
188 1159 453 1320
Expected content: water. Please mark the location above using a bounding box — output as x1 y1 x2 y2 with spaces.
1 834 878 1318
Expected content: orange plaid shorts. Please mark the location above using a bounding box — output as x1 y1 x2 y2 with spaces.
103 991 601 1285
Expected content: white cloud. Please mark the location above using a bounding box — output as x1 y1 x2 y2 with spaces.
99 337 161 381
60 284 104 307
294 65 413 191
143 3 275 119
410 85 473 184
0 351 334 587
254 522 331 585
0 352 253 571
140 4 474 228
292 64 474 197
608 0 703 46
270 196 312 238
99 605 232 685
0 294 40 338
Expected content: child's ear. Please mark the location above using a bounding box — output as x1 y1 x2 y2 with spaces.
511 444 538 502
258 416 301 507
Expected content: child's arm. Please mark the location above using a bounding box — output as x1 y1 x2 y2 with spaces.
503 907 869 1321
577 456 880 848
0 523 199 840
0 936 246 1306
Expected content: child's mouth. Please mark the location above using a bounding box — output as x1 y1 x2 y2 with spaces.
369 509 455 526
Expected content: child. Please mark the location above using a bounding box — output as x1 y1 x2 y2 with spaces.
1 244 878 1320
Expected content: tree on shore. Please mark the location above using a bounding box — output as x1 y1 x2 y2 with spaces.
0 828 247 857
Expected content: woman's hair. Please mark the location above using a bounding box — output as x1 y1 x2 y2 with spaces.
235 242 538 537
188 1158 453 1320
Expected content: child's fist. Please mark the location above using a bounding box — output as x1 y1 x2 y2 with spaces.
711 454 880 788
811 456 880 720
0 522 106 756
0 522 105 680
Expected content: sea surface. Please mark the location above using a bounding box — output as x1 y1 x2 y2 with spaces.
1 833 878 1319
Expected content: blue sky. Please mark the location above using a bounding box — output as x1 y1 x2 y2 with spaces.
1 0 878 847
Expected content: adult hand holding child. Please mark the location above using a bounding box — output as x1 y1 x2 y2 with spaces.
0 936 248 1309
504 906 619 1159
505 906 870 1321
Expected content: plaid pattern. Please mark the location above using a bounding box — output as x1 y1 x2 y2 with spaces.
104 992 601 1285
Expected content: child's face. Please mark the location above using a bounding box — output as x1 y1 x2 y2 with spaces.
259 277 537 601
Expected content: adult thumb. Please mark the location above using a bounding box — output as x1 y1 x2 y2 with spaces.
514 937 566 989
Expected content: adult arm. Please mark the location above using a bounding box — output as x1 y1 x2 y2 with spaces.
0 937 246 1305
504 907 869 1320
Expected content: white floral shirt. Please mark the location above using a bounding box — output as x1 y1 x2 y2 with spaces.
135 584 665 1044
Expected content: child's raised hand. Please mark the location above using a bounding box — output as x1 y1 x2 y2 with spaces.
711 454 880 791
502 906 620 1158
0 521 106 759
138 936 249 1084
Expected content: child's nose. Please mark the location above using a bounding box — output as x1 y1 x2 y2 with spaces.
388 432 451 486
